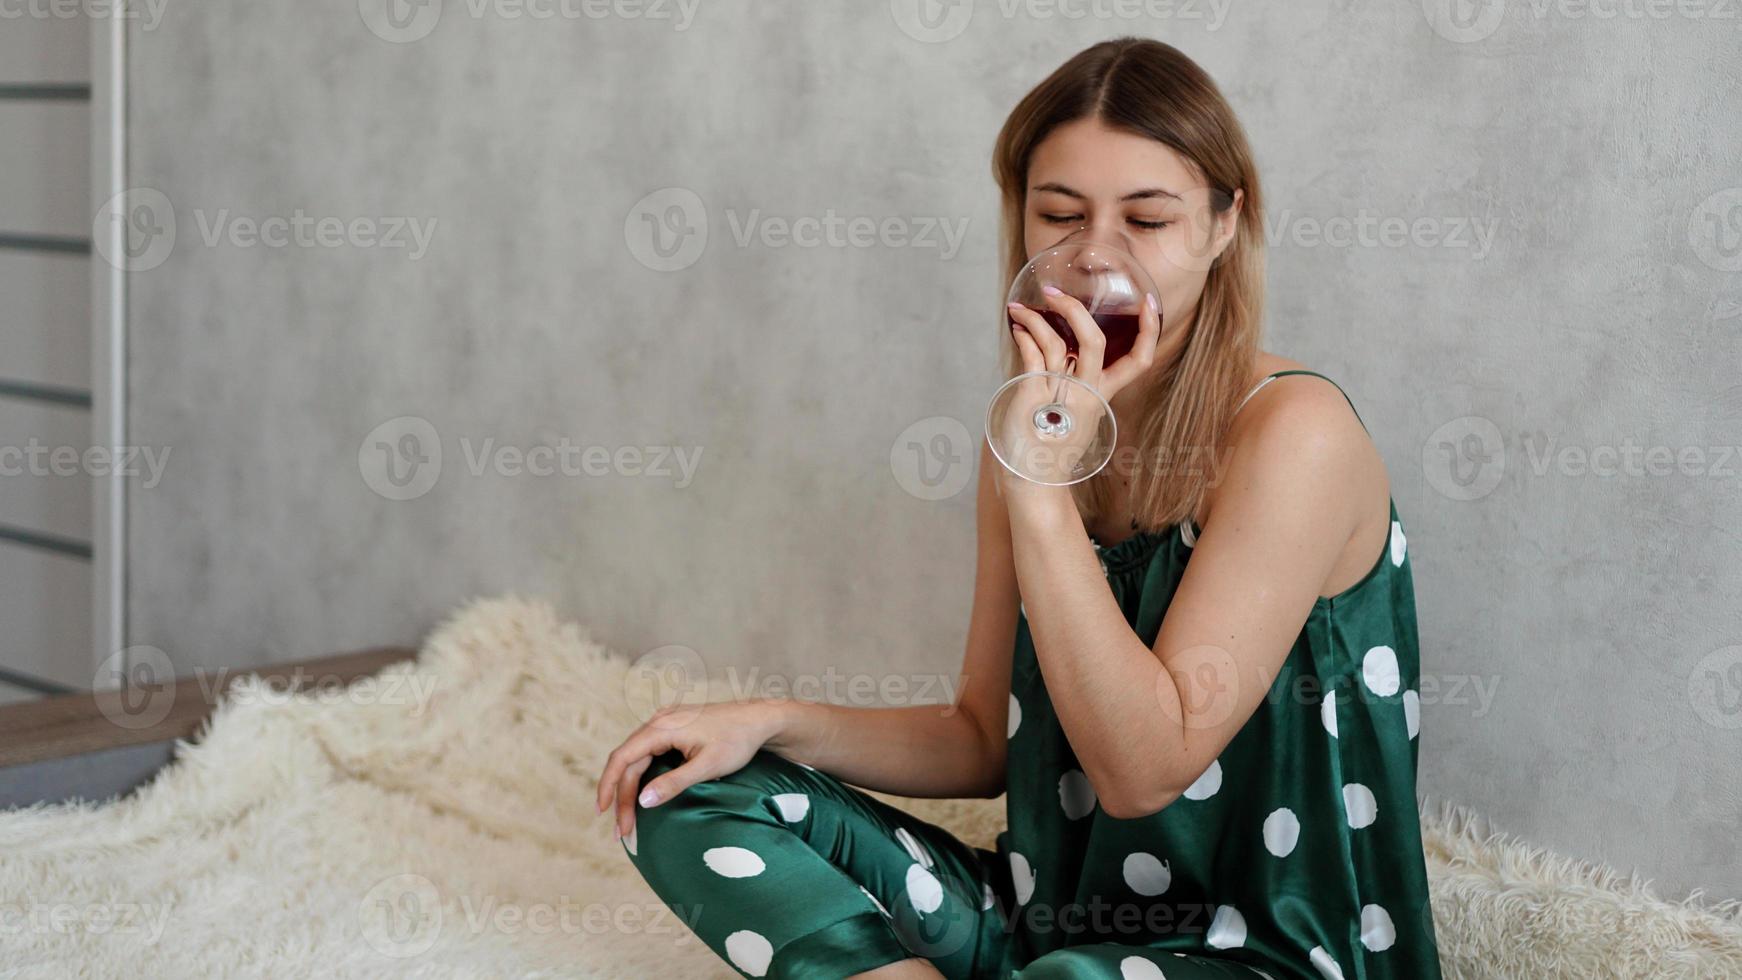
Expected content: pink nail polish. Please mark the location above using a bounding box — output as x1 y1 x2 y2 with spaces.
1041 285 1063 296
638 787 660 807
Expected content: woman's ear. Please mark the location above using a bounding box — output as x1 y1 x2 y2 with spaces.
1209 188 1244 260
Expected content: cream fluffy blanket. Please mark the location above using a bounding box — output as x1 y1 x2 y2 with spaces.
0 597 1736 978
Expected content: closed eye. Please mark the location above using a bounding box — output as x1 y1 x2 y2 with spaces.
1039 213 1171 231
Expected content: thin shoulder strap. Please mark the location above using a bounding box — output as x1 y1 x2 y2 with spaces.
1236 369 1369 433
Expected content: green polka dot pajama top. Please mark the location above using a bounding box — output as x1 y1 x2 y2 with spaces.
623 369 1442 979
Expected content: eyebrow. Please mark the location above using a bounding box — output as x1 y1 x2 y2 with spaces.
1030 181 1181 202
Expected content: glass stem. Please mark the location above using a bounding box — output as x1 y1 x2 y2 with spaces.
1051 353 1077 404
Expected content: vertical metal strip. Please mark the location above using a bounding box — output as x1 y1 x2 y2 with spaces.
89 11 128 688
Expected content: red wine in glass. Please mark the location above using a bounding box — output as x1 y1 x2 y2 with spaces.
988 230 1159 486
1010 308 1142 367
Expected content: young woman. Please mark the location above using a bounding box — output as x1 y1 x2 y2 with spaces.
597 37 1441 980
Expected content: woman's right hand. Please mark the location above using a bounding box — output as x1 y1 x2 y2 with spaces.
595 698 786 840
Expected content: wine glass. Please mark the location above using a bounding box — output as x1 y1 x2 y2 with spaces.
985 226 1162 486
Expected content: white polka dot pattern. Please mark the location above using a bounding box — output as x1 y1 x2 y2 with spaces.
703 846 766 879
1180 759 1222 801
1206 905 1247 949
1263 808 1300 858
1344 783 1378 830
724 929 773 976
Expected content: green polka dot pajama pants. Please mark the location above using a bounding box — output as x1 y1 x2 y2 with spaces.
622 747 1271 979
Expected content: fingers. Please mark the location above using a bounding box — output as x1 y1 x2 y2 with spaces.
616 753 654 838
1038 286 1103 391
1102 291 1162 396
596 723 676 819
1138 290 1160 360
635 750 713 815
620 748 724 839
1007 302 1066 373
597 750 617 815
597 737 635 815
1009 317 1045 374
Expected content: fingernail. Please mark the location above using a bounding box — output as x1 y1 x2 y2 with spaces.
1147 292 1158 312
1041 285 1062 296
638 787 660 807
1007 301 1023 309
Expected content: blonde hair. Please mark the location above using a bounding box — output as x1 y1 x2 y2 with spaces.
991 37 1265 531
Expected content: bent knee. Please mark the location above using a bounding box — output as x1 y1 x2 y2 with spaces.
1015 947 1132 979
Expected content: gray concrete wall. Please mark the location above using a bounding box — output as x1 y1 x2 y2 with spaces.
125 1 1741 898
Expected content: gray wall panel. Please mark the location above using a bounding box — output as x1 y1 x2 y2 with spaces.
124 1 1742 899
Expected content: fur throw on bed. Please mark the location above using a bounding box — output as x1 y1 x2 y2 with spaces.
0 597 1736 978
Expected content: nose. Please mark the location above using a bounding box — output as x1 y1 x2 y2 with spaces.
1055 219 1137 254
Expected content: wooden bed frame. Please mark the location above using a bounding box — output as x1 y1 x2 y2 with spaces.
0 647 415 810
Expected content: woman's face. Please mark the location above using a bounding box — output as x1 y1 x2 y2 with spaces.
1023 116 1242 345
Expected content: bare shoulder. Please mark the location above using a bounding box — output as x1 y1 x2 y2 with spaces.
1205 353 1386 526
